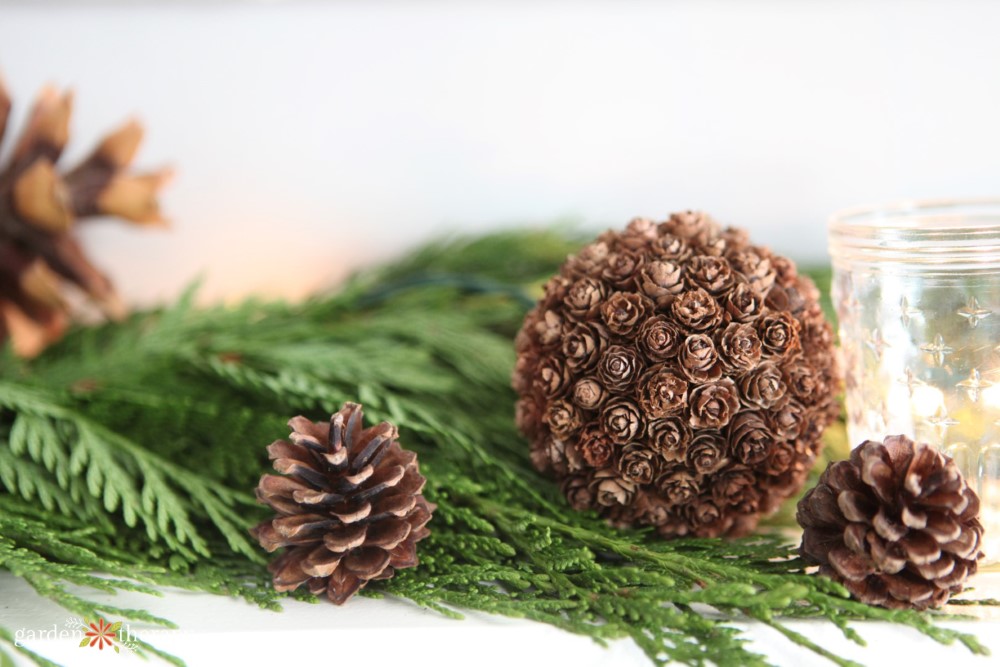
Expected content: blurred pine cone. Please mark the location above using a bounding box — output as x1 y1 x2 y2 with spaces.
797 435 983 610
0 78 169 356
514 213 838 538
251 403 435 605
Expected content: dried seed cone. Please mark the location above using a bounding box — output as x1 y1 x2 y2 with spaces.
250 403 435 605
0 78 170 357
514 212 838 538
797 435 983 610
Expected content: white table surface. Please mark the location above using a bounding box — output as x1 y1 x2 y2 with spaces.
2 569 998 667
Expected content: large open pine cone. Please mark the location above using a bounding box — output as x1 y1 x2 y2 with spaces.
797 435 983 610
251 403 435 604
514 212 838 538
0 79 169 356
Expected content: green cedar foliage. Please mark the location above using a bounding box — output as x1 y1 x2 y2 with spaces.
0 230 989 667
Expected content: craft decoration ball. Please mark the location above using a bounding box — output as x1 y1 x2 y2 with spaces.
513 212 839 537
251 403 435 604
797 434 983 610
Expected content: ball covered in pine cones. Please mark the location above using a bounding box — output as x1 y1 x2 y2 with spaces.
513 212 838 538
250 403 435 604
797 435 983 610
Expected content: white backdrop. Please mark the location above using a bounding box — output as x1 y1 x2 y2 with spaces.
1 0 999 305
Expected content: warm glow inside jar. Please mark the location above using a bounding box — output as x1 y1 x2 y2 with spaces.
830 199 1000 564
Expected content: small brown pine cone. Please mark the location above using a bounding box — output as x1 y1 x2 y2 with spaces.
250 403 435 605
639 260 685 306
572 377 608 411
514 212 838 538
797 435 983 610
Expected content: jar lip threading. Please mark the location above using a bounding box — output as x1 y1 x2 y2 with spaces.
828 198 1000 269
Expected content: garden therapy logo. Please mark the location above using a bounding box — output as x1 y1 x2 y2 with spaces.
79 618 122 652
12 617 142 655
13 616 178 655
66 617 141 655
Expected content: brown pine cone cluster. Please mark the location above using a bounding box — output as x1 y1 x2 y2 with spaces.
514 212 838 538
0 79 169 357
797 435 983 610
250 403 435 604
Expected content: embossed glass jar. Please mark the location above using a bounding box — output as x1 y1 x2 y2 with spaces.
830 199 1000 563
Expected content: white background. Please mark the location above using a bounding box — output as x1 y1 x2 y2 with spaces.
3 4 1000 665
1 0 999 305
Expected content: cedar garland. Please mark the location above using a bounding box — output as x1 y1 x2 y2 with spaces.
0 230 991 667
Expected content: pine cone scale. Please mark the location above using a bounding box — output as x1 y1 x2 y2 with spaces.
266 438 311 462
287 418 327 448
842 521 866 554
884 574 937 605
350 433 392 471
872 508 907 541
836 488 874 523
914 555 955 580
340 547 391 577
64 121 143 212
302 547 344 578
327 569 363 605
934 560 968 587
387 538 421 569
867 534 905 573
273 514 335 538
943 527 980 559
256 474 311 507
270 549 312 590
372 493 417 520
11 160 73 232
353 466 406 501
922 513 961 541
330 503 372 524
323 524 368 551
340 465 375 487
828 546 873 581
293 488 345 505
366 519 412 548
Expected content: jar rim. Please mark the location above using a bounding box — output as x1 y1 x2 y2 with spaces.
828 197 1000 269
831 197 1000 231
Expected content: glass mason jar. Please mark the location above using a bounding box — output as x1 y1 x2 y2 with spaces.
829 199 1000 564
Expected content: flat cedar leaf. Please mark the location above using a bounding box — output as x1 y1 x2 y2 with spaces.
8 417 28 456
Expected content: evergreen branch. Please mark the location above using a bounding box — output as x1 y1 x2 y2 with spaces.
0 229 989 667
0 382 260 563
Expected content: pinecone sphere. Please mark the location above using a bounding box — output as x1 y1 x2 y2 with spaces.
514 212 838 538
250 403 435 604
797 435 983 610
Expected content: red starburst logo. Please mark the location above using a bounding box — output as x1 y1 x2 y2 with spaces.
80 618 122 653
